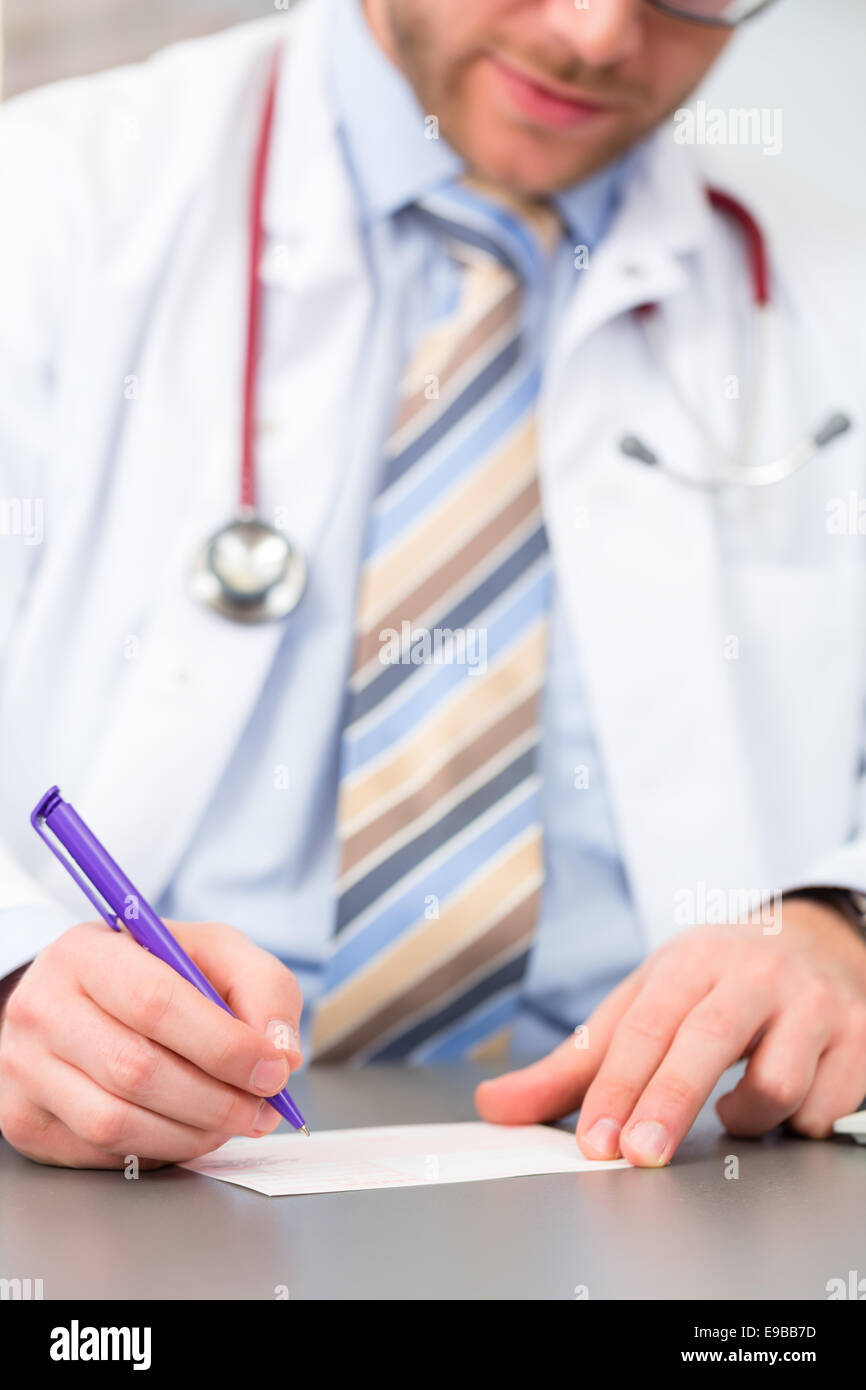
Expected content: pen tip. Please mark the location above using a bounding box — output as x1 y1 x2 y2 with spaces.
300 1124 311 1137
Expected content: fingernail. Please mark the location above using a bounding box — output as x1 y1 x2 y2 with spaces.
267 1018 302 1056
251 1099 272 1135
251 1058 288 1094
795 1115 829 1140
626 1120 669 1165
583 1117 621 1159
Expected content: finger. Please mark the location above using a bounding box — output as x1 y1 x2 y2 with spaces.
176 923 304 1063
788 1039 866 1139
576 954 717 1159
475 969 644 1125
619 978 770 1167
77 930 294 1097
715 1000 831 1138
37 991 283 1139
0 1077 166 1170
32 1052 234 1164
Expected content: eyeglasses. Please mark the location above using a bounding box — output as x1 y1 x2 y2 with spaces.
647 0 779 27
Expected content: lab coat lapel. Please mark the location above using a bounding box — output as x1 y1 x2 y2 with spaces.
543 132 767 954
77 2 370 900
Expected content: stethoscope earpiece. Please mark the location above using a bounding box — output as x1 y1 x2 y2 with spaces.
619 436 659 468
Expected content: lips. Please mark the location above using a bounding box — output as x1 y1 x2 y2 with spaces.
489 54 615 130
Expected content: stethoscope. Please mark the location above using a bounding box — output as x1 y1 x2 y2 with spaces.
191 55 853 623
189 52 307 623
620 186 852 492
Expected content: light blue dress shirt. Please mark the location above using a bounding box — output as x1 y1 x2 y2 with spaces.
157 0 647 1060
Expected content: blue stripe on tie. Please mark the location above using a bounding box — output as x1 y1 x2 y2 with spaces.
417 213 513 269
421 186 547 287
412 988 520 1062
346 522 549 726
381 335 522 494
336 744 536 931
327 785 539 984
342 561 552 774
368 367 540 555
367 951 530 1060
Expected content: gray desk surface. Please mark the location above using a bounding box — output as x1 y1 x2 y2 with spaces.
1 1065 864 1300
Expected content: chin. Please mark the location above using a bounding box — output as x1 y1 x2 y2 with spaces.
458 127 609 196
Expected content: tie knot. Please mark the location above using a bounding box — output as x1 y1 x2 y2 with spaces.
415 175 564 285
462 174 564 256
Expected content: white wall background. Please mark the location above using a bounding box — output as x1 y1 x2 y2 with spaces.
3 0 865 207
697 0 866 210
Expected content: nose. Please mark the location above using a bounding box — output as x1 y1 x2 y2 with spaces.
541 0 645 66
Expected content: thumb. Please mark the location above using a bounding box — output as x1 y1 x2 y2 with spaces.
174 921 304 1068
475 971 642 1124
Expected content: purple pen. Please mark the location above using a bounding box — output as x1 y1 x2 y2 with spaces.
31 786 309 1135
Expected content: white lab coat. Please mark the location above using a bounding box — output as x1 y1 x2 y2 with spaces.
1 0 865 982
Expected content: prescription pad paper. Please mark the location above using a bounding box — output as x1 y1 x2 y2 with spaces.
181 1122 630 1195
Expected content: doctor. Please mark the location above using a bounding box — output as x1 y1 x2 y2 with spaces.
1 0 866 1172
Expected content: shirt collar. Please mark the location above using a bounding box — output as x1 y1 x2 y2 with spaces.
329 0 461 222
329 0 635 248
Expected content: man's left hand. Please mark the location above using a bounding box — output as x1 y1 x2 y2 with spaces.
475 901 866 1166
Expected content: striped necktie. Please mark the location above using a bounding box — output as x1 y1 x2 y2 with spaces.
310 180 562 1064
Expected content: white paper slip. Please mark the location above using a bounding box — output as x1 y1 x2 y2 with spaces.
181 1122 631 1196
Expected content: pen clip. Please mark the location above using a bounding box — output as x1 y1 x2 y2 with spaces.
31 794 122 932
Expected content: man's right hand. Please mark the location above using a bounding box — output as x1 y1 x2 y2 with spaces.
0 919 304 1169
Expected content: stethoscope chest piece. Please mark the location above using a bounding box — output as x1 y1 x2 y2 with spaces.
190 514 307 623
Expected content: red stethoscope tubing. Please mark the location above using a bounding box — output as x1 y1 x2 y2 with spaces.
238 54 773 510
636 187 770 320
241 49 282 514
706 186 770 307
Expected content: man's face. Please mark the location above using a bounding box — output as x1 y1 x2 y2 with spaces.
366 0 733 194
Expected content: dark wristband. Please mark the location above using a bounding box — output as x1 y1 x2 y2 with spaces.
784 887 866 940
